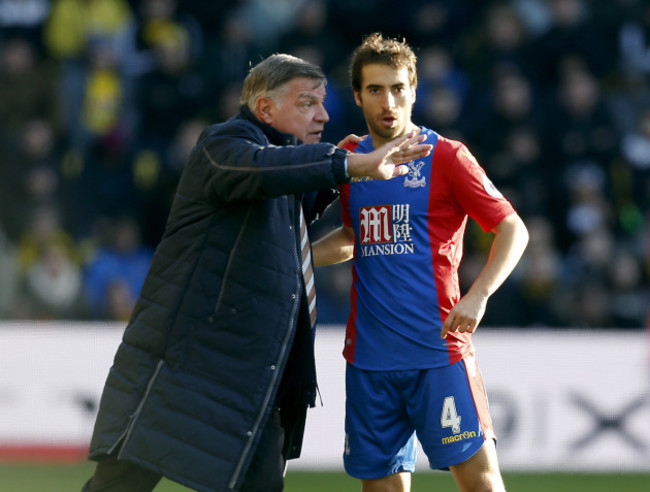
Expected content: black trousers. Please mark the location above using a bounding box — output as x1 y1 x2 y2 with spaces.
82 408 286 492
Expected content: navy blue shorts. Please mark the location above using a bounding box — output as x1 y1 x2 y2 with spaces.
343 355 495 479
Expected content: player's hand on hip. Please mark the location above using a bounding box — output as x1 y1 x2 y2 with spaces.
440 295 487 339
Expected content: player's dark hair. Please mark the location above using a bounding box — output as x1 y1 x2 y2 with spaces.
350 32 418 93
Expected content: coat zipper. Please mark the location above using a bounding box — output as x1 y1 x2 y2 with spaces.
228 199 302 490
111 359 165 456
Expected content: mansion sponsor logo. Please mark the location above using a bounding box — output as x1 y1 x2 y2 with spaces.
360 243 415 256
358 204 414 257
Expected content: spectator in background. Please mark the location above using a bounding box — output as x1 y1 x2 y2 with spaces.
607 246 648 328
0 1 648 329
22 241 85 319
202 10 260 103
404 0 476 51
134 20 207 150
277 0 343 74
497 125 549 217
465 66 545 205
545 64 620 251
63 136 136 240
325 0 390 49
13 206 82 318
1 119 63 242
44 0 132 62
236 0 307 47
120 0 203 78
553 64 619 167
459 1 535 84
214 81 245 122
415 45 469 140
0 36 60 147
514 215 563 326
563 164 613 240
530 0 614 86
621 106 650 213
558 227 618 327
617 1 650 80
17 206 79 274
82 216 152 319
0 226 18 318
43 0 133 148
0 0 50 48
79 39 125 145
418 85 465 142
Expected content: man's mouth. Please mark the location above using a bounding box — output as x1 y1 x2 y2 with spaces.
303 130 323 143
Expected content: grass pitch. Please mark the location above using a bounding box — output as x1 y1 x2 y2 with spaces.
0 463 647 491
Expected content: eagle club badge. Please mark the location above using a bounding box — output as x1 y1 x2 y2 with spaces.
404 161 426 188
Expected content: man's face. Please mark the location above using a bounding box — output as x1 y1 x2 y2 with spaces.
354 64 416 145
267 77 329 143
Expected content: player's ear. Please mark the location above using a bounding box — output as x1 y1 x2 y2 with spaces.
354 91 362 107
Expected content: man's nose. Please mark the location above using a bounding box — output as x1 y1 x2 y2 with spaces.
315 103 329 122
383 92 396 109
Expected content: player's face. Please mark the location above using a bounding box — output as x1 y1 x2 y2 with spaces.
354 63 416 146
267 77 329 143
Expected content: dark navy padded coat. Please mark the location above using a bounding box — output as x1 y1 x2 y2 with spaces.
87 106 350 491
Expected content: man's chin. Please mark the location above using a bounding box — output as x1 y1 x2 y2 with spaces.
370 123 402 142
302 134 322 144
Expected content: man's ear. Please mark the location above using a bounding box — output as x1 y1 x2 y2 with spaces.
354 91 362 107
255 97 274 124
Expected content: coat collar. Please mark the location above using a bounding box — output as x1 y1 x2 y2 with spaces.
238 105 298 147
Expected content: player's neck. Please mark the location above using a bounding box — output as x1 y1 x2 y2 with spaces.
370 123 420 148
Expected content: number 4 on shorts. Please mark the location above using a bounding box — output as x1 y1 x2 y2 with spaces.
441 396 461 434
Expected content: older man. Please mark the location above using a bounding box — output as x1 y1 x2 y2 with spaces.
82 53 432 492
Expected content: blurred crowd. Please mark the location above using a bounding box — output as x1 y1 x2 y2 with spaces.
0 0 648 328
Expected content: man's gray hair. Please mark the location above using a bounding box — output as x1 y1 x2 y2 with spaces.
241 54 326 111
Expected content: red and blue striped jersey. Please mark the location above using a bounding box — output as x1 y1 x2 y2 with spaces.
340 128 515 370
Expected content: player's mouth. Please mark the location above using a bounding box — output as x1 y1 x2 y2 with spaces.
381 115 397 127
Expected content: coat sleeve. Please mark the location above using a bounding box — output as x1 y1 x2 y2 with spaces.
196 121 349 203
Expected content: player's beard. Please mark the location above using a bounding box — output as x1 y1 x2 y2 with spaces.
368 118 406 143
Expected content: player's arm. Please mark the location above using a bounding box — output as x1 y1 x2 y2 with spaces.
441 212 529 338
312 225 356 267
